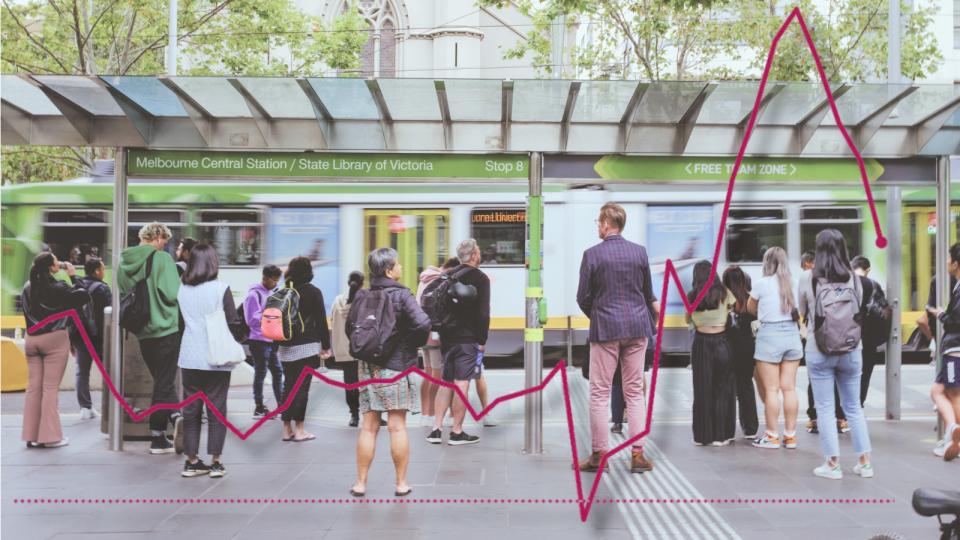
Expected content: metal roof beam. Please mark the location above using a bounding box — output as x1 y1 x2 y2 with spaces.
366 79 394 149
158 78 212 147
94 77 155 145
916 94 960 151
679 84 713 153
435 80 453 150
227 78 273 148
797 84 852 153
295 79 332 149
855 86 917 151
26 76 94 144
619 82 647 152
501 80 513 151
0 101 32 145
559 81 581 152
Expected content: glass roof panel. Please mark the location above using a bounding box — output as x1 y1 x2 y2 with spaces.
33 75 125 115
100 76 188 117
757 82 841 125
883 85 960 126
696 82 764 124
443 79 501 121
235 78 314 119
632 81 707 123
307 78 380 120
512 80 572 122
820 84 913 125
0 75 61 115
571 81 639 123
377 79 441 121
170 77 250 117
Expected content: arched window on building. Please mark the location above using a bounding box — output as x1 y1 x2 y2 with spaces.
341 0 400 78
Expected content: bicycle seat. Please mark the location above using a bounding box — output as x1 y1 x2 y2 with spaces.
913 488 960 517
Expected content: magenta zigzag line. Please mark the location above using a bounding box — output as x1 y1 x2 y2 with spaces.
24 7 886 523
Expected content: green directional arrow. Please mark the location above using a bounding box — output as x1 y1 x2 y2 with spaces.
593 155 884 182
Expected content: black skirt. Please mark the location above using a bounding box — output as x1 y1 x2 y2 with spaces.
691 331 737 445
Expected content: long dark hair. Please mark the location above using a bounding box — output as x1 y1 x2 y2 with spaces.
813 229 853 284
28 252 56 311
688 259 726 312
285 256 313 287
181 243 219 286
347 271 365 303
722 265 751 315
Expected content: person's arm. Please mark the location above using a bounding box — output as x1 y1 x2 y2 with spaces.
476 274 490 347
747 297 759 317
640 252 658 320
684 312 692 325
576 253 594 317
155 253 181 307
243 290 264 329
48 270 92 311
797 274 809 320
313 288 331 355
222 286 245 342
402 289 432 347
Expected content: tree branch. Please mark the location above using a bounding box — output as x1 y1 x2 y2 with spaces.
827 1 881 81
1 0 74 73
70 0 88 73
2 149 91 168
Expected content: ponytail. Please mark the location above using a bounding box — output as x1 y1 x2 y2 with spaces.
29 252 56 311
347 270 365 304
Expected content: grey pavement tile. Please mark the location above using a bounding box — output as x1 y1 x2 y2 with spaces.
746 503 859 529
835 501 937 529
418 528 510 540
50 535 145 540
0 513 87 540
329 505 427 530
152 511 251 533
62 505 177 534
240 503 341 531
325 529 418 540
140 532 237 540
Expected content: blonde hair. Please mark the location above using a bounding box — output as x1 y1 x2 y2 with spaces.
599 202 626 231
138 222 172 243
762 247 795 315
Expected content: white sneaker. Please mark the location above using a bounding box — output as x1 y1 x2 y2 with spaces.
752 433 780 449
934 438 947 458
420 415 434 427
79 408 98 420
44 438 70 448
317 365 329 374
711 438 733 447
442 416 454 427
482 415 499 427
853 462 874 478
814 462 843 480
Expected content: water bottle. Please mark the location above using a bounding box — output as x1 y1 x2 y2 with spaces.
476 345 484 375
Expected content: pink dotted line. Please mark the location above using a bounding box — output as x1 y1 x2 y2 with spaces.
12 498 895 504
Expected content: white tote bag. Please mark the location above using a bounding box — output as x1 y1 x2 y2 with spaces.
207 281 246 367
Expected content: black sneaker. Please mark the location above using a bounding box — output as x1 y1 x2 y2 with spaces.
448 431 480 446
150 435 175 454
182 459 212 477
380 419 387 427
426 429 443 444
252 404 270 419
611 423 623 434
349 415 359 428
172 416 184 455
210 461 226 478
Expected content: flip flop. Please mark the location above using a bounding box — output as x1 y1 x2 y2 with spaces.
395 488 413 497
282 436 294 442
349 488 365 498
292 435 316 442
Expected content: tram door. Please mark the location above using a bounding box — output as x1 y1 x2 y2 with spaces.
902 206 960 310
363 209 450 291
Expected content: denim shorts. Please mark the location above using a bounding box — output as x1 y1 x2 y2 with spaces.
754 321 804 364
936 354 960 388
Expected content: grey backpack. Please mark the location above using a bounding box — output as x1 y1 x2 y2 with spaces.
812 275 862 354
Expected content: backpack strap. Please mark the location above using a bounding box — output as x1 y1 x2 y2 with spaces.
145 250 157 280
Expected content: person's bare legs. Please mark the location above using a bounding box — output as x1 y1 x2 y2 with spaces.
450 380 472 433
425 367 441 416
351 411 381 495
754 366 767 403
476 374 489 410
756 361 782 435
387 410 411 494
779 360 801 434
932 383 959 426
420 371 434 417
434 385 453 430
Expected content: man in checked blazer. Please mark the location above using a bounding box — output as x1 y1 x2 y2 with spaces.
575 202 660 475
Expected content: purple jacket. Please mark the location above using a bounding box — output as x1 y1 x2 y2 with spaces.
244 282 274 343
576 234 658 342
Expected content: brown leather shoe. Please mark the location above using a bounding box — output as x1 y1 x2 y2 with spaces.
631 450 653 474
571 451 609 472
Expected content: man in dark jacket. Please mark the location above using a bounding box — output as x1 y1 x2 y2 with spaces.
175 237 197 278
851 256 889 408
70 257 112 419
427 239 491 447
929 242 960 461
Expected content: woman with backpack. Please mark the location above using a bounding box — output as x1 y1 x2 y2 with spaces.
330 271 365 427
277 256 331 442
722 266 760 440
798 229 873 479
748 247 804 451
684 260 737 446
21 252 91 449
346 248 431 497
176 244 246 477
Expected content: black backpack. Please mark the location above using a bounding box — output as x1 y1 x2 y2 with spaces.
118 251 155 334
420 266 478 332
348 288 400 367
235 289 265 344
71 281 99 338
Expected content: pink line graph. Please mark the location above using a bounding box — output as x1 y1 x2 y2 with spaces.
23 7 886 523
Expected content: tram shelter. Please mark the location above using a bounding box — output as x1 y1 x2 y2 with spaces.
3 75 960 451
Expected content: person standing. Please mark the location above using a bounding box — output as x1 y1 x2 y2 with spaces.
21 252 91 448
748 247 803 450
346 248 431 497
175 237 198 278
802 252 847 435
722 265 760 439
245 264 284 419
118 222 183 455
851 256 890 407
799 229 873 479
277 256 331 442
71 257 111 419
176 244 245 477
416 257 459 428
331 271 365 427
927 243 960 461
428 239 491 446
575 203 659 473
685 260 737 447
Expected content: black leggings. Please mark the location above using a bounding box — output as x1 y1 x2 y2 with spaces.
280 356 319 422
339 360 360 416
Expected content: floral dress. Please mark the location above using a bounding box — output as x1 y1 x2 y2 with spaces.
357 360 421 414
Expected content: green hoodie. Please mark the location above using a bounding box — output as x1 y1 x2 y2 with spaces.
117 245 180 340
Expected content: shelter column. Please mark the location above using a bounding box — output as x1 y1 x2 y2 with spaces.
109 148 128 451
885 186 902 420
524 152 544 455
936 157 951 439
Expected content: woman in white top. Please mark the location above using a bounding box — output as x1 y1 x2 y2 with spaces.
748 247 804 451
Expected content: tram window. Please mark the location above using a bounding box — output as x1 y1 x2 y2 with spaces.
725 208 786 263
197 210 263 266
42 210 108 269
800 206 862 259
363 209 449 291
471 209 526 266
128 210 186 261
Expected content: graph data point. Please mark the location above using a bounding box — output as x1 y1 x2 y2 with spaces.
875 237 888 249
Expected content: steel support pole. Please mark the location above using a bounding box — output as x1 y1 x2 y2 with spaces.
524 151 544 455
936 157 950 439
167 0 178 76
886 186 902 420
108 148 128 451
888 0 901 84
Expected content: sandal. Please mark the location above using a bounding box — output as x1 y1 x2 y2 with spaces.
349 487 365 498
395 487 413 497
293 435 315 442
282 436 294 442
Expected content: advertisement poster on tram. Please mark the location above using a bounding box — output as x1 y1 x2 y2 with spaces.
647 206 715 316
269 208 339 313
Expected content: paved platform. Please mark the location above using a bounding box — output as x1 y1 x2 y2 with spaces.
2 365 957 540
